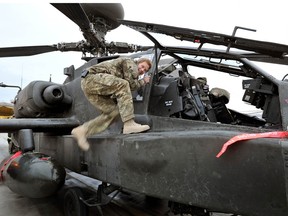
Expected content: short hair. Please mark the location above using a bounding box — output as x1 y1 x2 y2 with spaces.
137 58 152 70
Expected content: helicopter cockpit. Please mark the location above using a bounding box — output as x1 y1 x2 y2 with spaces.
118 19 287 131
128 47 281 130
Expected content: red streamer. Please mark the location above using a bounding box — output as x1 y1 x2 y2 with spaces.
216 131 288 158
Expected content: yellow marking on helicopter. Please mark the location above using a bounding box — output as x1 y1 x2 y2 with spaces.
0 102 13 119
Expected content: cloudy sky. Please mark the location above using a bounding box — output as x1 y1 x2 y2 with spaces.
0 0 288 110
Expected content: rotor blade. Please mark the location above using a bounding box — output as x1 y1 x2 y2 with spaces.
0 45 58 57
51 3 91 31
119 20 288 58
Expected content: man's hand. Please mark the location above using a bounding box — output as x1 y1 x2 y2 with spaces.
143 76 150 84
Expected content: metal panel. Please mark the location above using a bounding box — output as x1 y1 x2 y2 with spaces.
80 128 288 216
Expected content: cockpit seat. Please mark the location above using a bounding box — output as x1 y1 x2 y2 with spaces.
209 87 230 104
209 87 234 124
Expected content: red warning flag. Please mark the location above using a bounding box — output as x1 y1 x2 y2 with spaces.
216 131 288 158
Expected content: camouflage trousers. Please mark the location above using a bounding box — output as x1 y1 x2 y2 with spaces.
81 73 135 136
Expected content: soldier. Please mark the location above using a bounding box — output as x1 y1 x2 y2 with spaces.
71 57 152 151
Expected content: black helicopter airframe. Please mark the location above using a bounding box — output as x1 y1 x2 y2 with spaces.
1 3 288 216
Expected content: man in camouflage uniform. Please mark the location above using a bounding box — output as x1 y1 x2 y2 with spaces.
72 57 152 151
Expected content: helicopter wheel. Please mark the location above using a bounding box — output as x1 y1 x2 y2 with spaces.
63 187 88 216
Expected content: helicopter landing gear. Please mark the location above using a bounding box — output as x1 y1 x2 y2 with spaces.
60 172 121 216
7 133 19 154
8 129 35 154
63 187 88 216
8 138 18 154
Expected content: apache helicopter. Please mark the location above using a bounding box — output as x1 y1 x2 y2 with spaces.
1 3 288 216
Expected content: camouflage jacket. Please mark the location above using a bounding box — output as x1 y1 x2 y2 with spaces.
88 57 145 91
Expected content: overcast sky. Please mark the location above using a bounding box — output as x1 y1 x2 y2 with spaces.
0 0 288 110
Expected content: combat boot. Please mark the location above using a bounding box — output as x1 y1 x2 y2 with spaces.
71 126 90 151
123 119 150 134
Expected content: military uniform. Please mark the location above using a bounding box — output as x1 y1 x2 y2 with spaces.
81 57 146 136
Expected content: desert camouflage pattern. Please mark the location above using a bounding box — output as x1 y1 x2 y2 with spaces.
88 57 145 90
80 57 144 136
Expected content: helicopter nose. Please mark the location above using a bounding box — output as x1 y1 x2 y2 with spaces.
0 151 66 198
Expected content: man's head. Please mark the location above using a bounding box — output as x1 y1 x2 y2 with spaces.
137 58 152 75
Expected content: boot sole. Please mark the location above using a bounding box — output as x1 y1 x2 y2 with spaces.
123 126 150 134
